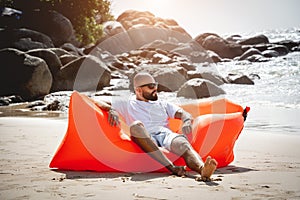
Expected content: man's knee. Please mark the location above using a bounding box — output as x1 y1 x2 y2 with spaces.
129 121 149 138
170 136 192 155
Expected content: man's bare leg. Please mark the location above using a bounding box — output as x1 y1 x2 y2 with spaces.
171 137 217 181
130 122 186 176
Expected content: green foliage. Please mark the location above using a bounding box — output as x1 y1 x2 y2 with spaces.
0 0 114 45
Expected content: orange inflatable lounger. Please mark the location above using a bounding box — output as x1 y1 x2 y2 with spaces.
49 91 249 172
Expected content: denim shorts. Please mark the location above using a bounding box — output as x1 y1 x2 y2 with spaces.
150 129 185 151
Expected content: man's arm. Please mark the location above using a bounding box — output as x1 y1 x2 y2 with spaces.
174 109 193 135
94 99 112 112
94 99 120 127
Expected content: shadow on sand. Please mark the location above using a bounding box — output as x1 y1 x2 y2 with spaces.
52 165 255 186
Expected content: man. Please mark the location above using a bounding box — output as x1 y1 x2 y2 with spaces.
95 72 217 181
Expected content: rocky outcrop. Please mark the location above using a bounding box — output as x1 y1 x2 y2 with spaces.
21 10 77 47
52 55 111 92
0 48 52 100
0 28 54 51
1 7 299 105
116 10 191 37
195 33 244 59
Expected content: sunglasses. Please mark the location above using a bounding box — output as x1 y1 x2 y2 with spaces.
139 82 158 89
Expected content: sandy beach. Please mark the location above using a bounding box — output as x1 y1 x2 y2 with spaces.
0 115 299 200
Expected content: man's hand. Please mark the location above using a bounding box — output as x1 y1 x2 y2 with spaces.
108 108 120 127
182 119 192 135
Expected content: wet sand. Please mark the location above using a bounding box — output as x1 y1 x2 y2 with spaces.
0 116 299 199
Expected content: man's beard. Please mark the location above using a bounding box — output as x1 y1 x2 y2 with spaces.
143 90 158 101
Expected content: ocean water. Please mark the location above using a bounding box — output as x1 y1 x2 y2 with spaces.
214 28 300 135
217 51 300 109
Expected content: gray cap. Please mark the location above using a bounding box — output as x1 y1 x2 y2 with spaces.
133 72 156 88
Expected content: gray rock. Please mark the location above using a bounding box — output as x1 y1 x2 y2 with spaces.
262 50 280 58
187 71 224 85
239 48 262 61
0 95 23 105
21 10 77 46
194 32 220 46
129 65 188 92
53 55 111 92
103 21 126 37
246 54 270 62
0 28 54 51
117 10 191 37
268 45 289 56
239 34 269 45
13 38 48 51
0 48 52 100
60 43 84 56
226 74 255 85
127 27 190 50
177 78 225 99
201 35 243 59
273 40 300 51
26 48 62 75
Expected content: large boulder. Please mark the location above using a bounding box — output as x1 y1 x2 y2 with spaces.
117 10 155 29
0 28 54 51
127 27 191 50
187 71 225 85
194 32 220 46
52 55 111 92
60 43 84 56
239 34 269 45
239 48 262 61
0 48 52 100
96 10 193 56
153 67 188 92
117 10 191 36
114 10 192 50
171 41 214 63
226 74 255 85
274 40 300 52
21 10 77 47
177 78 225 99
103 21 126 37
268 45 289 56
262 49 280 58
26 48 62 75
198 34 243 59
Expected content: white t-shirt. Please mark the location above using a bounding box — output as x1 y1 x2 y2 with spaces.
112 96 181 134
